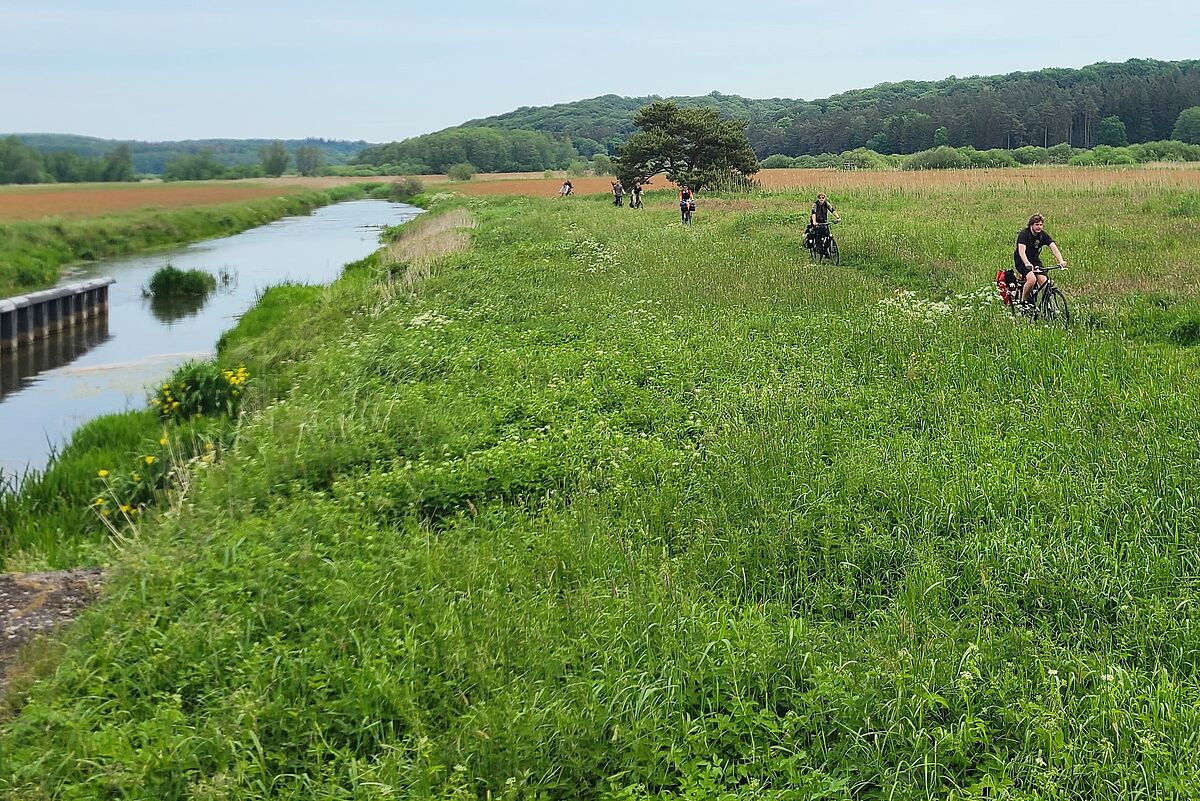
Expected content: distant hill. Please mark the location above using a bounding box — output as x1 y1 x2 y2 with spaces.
454 58 1200 157
5 134 374 175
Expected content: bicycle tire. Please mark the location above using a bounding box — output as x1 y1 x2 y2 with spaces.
1040 287 1070 325
828 237 840 266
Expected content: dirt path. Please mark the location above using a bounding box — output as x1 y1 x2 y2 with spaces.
0 568 103 698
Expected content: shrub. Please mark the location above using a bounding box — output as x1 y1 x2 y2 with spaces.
903 146 972 170
150 361 249 422
1127 140 1200 163
387 177 424 202
1046 142 1076 163
146 264 217 297
968 148 1018 168
840 148 892 170
1012 146 1049 164
759 154 796 169
446 163 475 181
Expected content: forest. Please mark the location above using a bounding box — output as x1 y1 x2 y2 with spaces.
456 58 1200 157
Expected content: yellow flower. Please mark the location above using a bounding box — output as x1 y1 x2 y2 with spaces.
93 497 106 507
144 455 157 465
119 504 132 514
97 469 109 478
159 436 168 446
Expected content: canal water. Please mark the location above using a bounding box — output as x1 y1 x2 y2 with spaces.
0 199 421 482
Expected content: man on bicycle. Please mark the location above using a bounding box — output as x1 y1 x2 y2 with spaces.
1014 213 1066 304
806 193 840 251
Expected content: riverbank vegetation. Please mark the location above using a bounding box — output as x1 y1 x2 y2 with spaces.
0 183 378 294
146 264 217 297
3 170 1200 797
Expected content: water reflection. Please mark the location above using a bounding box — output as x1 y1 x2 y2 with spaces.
0 313 111 401
148 291 209 323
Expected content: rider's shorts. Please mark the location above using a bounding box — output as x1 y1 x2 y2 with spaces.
1014 255 1042 277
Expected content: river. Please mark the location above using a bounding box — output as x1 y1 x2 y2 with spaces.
0 199 421 481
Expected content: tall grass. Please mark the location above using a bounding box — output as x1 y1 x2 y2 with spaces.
3 179 1200 798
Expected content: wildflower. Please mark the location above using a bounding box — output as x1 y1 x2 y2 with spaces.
159 436 168 446
144 455 157 465
93 497 106 507
97 469 109 478
119 504 132 514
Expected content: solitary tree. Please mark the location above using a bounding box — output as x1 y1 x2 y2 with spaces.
933 126 949 148
295 145 326 176
259 141 289 177
446 162 475 181
1096 115 1128 147
101 144 136 182
614 101 758 191
1172 106 1200 145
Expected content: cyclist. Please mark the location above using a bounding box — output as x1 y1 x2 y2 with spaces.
1014 213 1066 305
679 185 695 223
805 192 840 251
559 179 573 197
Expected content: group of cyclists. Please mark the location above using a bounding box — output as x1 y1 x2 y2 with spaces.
557 179 1067 306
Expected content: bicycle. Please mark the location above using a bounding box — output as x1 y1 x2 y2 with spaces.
998 264 1070 325
680 199 695 225
808 219 840 265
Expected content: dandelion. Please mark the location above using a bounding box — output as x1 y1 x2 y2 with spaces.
159 436 168 446
144 455 157 465
97 469 109 478
119 504 132 514
92 497 106 507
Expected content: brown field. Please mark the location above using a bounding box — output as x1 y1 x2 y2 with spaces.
9 165 1195 222
430 164 1200 198
0 176 380 222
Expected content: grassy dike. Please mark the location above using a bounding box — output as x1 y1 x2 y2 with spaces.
3 182 1200 798
0 183 380 294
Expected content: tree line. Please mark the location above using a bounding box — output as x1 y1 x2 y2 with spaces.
454 59 1200 158
0 136 135 184
0 137 334 184
352 127 602 174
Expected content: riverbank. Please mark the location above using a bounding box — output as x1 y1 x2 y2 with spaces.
0 182 382 295
4 180 1200 796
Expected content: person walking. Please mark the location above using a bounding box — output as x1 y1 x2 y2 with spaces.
612 180 624 207
630 182 643 209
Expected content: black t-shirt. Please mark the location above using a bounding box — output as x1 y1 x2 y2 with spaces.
812 200 835 223
1014 227 1054 266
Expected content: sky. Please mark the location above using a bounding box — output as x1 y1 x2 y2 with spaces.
2 0 1197 145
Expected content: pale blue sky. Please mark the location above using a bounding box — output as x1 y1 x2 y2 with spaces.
2 0 1196 143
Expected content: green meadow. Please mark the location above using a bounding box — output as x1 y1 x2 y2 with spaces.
3 171 1200 799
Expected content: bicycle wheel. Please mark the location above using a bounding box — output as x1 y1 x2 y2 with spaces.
809 240 820 263
1040 287 1071 325
828 237 840 266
